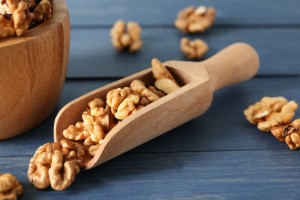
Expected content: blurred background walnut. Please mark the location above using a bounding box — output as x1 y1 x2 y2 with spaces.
110 20 143 52
175 5 216 33
180 37 208 59
0 173 23 200
0 0 53 37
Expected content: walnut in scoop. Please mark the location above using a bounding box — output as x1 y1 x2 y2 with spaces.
28 58 179 191
152 58 180 94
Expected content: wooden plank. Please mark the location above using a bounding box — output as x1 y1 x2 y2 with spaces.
67 27 300 78
1 77 299 157
2 150 300 199
65 0 300 26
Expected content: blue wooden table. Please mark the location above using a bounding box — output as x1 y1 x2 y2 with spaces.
1 0 300 199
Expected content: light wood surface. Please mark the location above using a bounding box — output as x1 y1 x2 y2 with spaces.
54 43 259 169
0 0 70 140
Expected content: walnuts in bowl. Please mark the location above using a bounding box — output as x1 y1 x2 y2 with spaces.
0 0 53 37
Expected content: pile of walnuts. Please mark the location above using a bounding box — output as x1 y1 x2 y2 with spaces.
244 96 300 150
0 0 53 37
27 58 180 191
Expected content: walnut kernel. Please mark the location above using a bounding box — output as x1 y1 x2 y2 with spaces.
28 141 84 191
110 20 143 52
271 119 300 150
0 173 23 200
180 37 208 59
151 58 180 94
175 6 216 33
244 97 298 132
0 0 53 37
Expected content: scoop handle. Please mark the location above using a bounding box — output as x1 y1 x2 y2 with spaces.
202 42 259 91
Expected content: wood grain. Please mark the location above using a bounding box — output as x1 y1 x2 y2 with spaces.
0 0 70 139
66 0 300 26
67 28 300 78
1 150 300 199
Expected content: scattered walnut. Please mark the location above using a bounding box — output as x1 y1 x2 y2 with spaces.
244 97 298 132
28 141 84 191
28 142 59 189
151 58 180 94
0 0 53 37
48 150 80 191
110 20 143 52
271 119 300 150
0 173 23 200
180 37 208 59
175 6 216 33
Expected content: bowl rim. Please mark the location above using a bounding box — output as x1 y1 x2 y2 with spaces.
0 0 68 47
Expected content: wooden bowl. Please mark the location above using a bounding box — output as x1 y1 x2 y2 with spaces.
0 0 70 140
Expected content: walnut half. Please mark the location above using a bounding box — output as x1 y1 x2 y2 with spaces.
0 173 23 200
271 118 300 150
175 6 216 33
180 37 208 59
244 97 298 132
110 20 143 52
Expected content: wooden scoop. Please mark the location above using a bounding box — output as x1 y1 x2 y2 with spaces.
54 42 259 170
